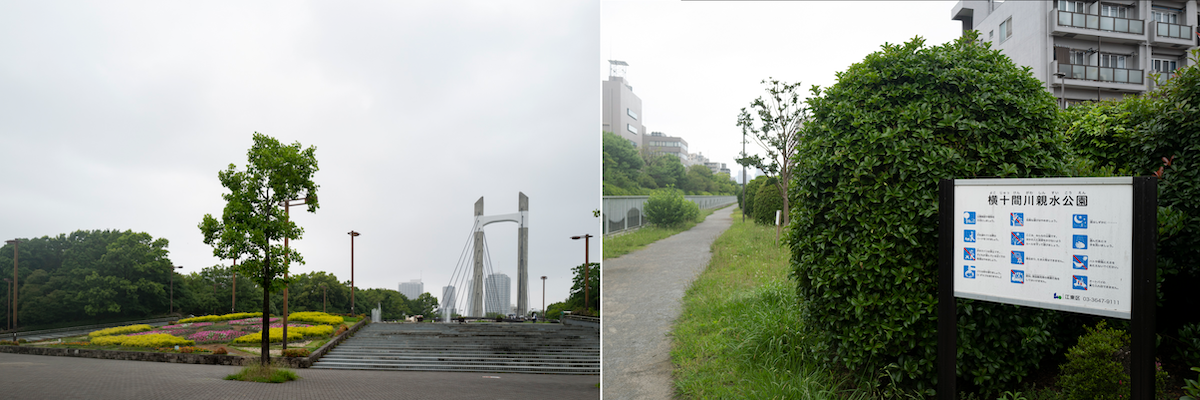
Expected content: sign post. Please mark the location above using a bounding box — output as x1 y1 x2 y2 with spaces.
938 177 1155 399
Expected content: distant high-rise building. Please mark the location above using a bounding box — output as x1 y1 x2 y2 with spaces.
441 285 457 316
485 273 511 315
602 60 644 148
646 131 688 163
398 279 423 300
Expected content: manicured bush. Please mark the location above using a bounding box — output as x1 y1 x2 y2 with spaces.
90 333 194 348
281 348 310 357
751 176 782 226
214 346 228 355
643 187 699 227
89 324 153 338
742 176 765 217
288 311 343 325
0 340 17 346
179 312 262 324
1058 321 1170 400
790 33 1071 393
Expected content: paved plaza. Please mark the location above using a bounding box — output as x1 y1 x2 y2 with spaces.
0 352 599 400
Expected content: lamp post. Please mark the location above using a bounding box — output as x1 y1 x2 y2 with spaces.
169 265 183 315
231 258 237 313
320 283 327 313
5 239 19 328
3 278 10 330
1054 72 1067 108
280 197 311 351
348 230 360 315
570 234 593 314
540 276 547 323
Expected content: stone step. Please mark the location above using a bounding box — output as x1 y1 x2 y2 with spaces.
310 361 599 374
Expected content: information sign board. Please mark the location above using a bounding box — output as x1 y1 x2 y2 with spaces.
953 177 1133 318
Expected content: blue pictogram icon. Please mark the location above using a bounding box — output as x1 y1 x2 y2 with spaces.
1053 293 1062 299
1072 214 1088 229
1011 250 1024 265
1011 212 1024 227
964 230 976 243
1073 235 1088 250
1072 275 1088 290
964 248 976 261
1072 255 1088 270
1011 269 1025 284
1011 231 1024 246
963 265 976 279
963 211 976 225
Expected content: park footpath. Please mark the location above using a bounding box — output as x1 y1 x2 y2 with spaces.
601 205 735 400
0 351 599 400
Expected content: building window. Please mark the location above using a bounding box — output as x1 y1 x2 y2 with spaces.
1070 50 1086 65
1100 54 1126 69
999 18 1012 43
1152 58 1178 73
1100 4 1128 18
1152 7 1180 23
626 108 638 120
989 30 994 40
626 124 638 135
1059 0 1084 13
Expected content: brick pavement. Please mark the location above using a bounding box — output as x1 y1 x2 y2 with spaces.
0 352 598 400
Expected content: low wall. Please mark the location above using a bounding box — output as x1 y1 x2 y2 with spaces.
0 317 371 369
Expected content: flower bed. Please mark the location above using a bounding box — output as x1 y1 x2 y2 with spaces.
228 317 281 326
89 324 153 338
178 312 262 324
186 330 248 343
233 325 334 344
91 333 194 348
288 311 344 325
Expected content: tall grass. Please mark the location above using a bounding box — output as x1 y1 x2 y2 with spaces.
603 208 716 260
224 358 299 383
671 209 879 399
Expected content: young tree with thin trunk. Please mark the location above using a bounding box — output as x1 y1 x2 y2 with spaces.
199 132 319 366
736 78 808 227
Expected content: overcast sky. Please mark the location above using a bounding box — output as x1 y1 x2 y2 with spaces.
0 1 599 314
601 1 964 179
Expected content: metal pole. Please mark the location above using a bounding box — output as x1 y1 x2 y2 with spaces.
584 235 591 313
742 130 746 223
348 231 360 315
232 259 236 313
322 285 327 313
283 202 290 351
6 240 18 328
541 276 546 322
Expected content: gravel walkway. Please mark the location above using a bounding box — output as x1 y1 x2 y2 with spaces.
601 205 735 400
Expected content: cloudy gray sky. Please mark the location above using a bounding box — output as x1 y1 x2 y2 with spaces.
601 1 964 179
0 1 599 313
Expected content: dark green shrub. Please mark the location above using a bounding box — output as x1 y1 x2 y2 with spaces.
789 33 1070 393
1176 322 1200 367
281 348 310 357
644 187 699 227
752 177 782 225
1183 367 1200 400
1058 321 1170 400
742 175 765 217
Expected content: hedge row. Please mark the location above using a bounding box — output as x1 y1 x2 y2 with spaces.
90 333 194 348
89 324 153 338
178 312 263 324
232 325 334 344
287 312 343 325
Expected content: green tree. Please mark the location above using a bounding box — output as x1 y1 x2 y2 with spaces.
736 78 807 228
198 132 320 365
410 292 438 317
646 154 686 188
751 176 782 226
564 262 600 314
790 34 1069 392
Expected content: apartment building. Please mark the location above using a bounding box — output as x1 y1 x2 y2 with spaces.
952 0 1198 105
645 131 689 163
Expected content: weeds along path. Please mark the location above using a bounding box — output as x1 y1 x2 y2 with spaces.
601 205 735 400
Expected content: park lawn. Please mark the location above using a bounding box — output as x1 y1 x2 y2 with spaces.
670 209 869 400
603 208 717 260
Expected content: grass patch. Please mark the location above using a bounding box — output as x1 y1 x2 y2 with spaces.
670 209 872 399
224 360 299 383
603 208 717 260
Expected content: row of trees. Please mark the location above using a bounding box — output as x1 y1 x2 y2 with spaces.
603 132 740 196
770 32 1200 395
0 230 437 330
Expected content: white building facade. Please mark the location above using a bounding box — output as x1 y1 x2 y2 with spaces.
952 0 1198 105
485 273 511 316
398 279 423 300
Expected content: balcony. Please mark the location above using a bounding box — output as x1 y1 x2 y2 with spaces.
1052 9 1145 43
1150 21 1196 48
1058 62 1143 85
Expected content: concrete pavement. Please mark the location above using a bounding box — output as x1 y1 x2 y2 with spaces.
601 205 735 400
0 352 599 399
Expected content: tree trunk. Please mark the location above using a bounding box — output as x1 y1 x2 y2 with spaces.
261 252 270 366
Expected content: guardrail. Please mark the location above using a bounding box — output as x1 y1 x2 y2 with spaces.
4 316 178 339
561 314 599 329
602 195 737 235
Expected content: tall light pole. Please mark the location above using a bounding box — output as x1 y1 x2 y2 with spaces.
3 278 10 330
741 129 747 223
5 239 18 328
1054 72 1067 108
169 265 183 315
320 283 327 313
231 258 237 313
570 234 593 314
348 230 360 315
280 196 311 351
540 276 547 323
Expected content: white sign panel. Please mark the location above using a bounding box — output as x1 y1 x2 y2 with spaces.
954 177 1133 319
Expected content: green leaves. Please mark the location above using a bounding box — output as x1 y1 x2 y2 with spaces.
644 187 700 227
789 32 1068 393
